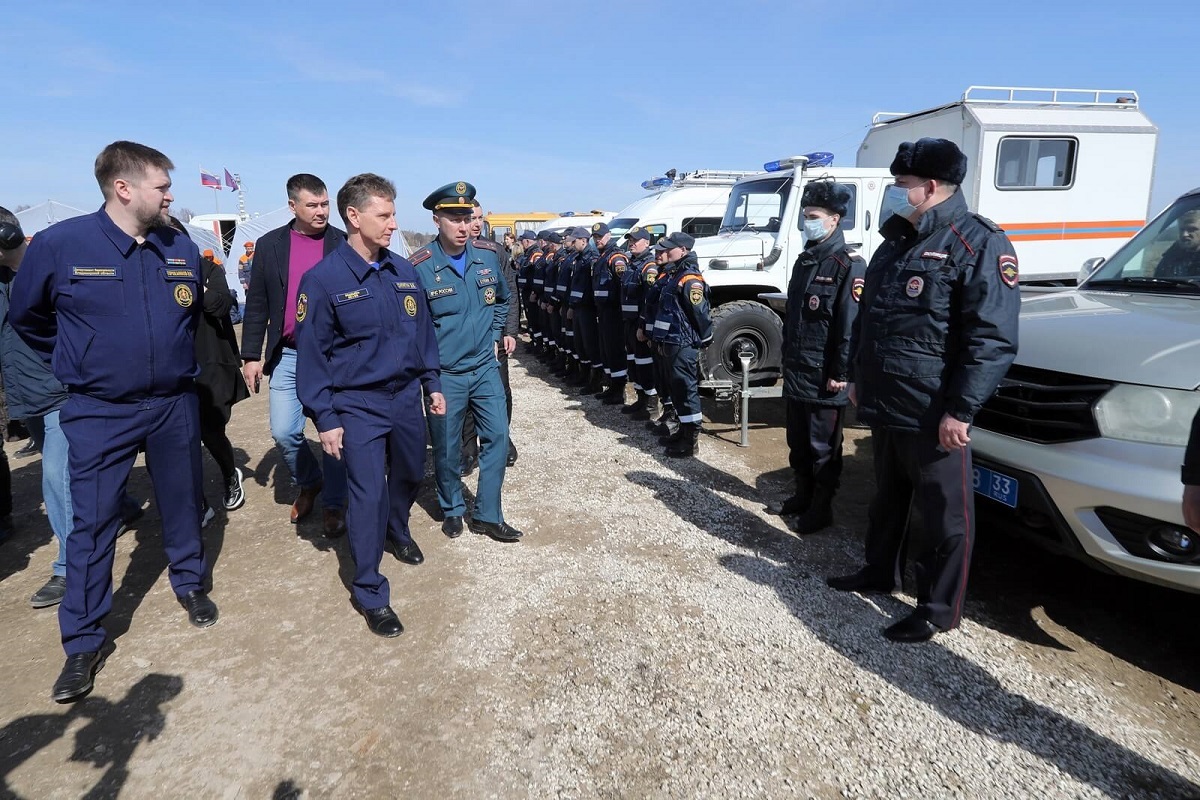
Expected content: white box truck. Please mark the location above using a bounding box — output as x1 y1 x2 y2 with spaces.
692 86 1159 385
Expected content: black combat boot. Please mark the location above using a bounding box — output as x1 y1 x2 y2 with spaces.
769 473 813 517
553 352 569 376
622 389 648 415
652 406 681 438
665 423 700 458
790 484 835 534
601 379 627 405
566 361 587 385
635 394 663 422
581 367 605 395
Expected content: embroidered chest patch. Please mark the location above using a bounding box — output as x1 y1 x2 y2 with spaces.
905 276 925 298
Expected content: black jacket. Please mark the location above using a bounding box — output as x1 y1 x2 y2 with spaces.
474 237 519 337
239 221 345 373
0 267 66 419
782 229 866 406
197 257 249 411
849 191 1020 431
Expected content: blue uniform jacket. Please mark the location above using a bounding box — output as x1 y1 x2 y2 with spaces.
651 253 713 347
552 250 576 308
411 239 510 374
591 243 629 310
569 250 596 308
849 190 1020 431
295 241 441 433
10 208 202 402
621 250 657 321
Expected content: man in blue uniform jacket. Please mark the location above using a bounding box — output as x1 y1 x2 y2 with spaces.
295 174 445 638
11 141 217 702
411 181 522 543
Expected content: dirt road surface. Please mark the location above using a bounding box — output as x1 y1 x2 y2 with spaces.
0 346 1197 798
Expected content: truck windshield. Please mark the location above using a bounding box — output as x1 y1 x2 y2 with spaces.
607 217 638 239
720 177 791 233
1085 194 1200 294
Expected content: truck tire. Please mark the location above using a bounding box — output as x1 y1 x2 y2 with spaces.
702 300 784 385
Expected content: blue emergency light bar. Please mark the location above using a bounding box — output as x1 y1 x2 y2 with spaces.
641 177 673 189
764 152 836 172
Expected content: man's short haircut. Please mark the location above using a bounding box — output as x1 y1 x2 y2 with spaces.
1179 209 1200 226
0 206 18 229
286 173 328 201
94 141 174 199
337 173 397 225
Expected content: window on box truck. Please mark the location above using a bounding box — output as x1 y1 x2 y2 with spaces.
1086 195 1200 289
995 137 1077 189
681 217 722 238
720 177 790 233
798 184 857 231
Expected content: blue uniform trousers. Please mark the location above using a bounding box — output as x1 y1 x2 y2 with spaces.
334 382 426 610
624 321 656 395
652 349 674 410
597 308 626 379
428 362 508 523
662 343 702 423
59 391 206 655
575 307 600 370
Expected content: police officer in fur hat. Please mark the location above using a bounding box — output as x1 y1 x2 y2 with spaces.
773 181 866 535
828 138 1020 643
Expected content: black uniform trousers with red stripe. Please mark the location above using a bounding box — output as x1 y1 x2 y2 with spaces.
862 427 973 631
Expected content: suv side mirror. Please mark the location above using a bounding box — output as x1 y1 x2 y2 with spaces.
1079 256 1105 285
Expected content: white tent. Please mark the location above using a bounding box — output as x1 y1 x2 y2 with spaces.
17 201 88 236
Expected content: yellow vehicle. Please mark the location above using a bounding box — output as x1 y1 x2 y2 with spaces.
482 212 560 242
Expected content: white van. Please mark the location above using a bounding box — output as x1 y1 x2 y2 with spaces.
606 169 759 243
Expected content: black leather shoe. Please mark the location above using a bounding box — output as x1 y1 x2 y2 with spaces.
507 445 518 467
14 439 40 458
459 456 478 477
182 590 219 628
30 575 67 608
884 614 939 643
390 539 424 565
825 568 895 594
468 519 524 542
357 603 404 638
442 515 464 538
52 651 102 703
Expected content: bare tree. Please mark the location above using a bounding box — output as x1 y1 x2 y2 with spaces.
402 230 436 250
13 204 30 213
175 207 195 223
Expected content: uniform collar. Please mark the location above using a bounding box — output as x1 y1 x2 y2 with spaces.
430 238 484 273
338 239 399 282
914 190 969 238
804 228 847 262
95 206 172 258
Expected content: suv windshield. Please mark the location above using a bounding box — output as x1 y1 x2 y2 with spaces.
720 177 791 233
1086 193 1200 294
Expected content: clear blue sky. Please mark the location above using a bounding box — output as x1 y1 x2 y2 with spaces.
3 0 1195 231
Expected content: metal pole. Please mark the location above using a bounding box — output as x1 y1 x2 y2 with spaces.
739 353 752 447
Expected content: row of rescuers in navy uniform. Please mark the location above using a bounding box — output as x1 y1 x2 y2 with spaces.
514 223 712 457
295 177 522 639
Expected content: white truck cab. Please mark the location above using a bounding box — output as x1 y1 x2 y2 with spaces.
692 86 1159 386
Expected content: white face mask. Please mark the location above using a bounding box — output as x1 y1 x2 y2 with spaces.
881 183 924 225
803 218 829 242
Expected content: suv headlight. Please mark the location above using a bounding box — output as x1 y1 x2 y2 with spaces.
1093 385 1200 446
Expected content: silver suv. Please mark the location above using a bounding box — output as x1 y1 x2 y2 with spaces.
971 188 1200 593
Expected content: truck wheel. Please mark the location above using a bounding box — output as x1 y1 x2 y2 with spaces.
703 300 784 385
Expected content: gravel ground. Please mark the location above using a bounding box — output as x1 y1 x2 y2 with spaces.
0 341 1197 799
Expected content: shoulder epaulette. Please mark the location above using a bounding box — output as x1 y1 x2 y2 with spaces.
410 248 432 266
473 238 499 252
970 213 1004 233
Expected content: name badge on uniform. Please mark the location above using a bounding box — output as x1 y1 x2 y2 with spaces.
476 276 497 287
70 266 119 279
428 286 456 299
162 268 198 280
394 281 418 290
334 288 371 304
812 275 834 285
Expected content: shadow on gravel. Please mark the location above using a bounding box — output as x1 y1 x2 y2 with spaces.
724 552 1200 799
0 673 183 799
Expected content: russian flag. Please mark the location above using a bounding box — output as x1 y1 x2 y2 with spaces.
200 168 221 188
224 168 239 191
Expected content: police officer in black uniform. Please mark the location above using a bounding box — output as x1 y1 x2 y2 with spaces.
619 227 660 419
775 181 866 534
828 138 1021 642
650 232 712 457
296 173 445 637
12 141 217 701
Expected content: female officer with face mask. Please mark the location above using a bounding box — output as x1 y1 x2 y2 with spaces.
773 181 865 534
